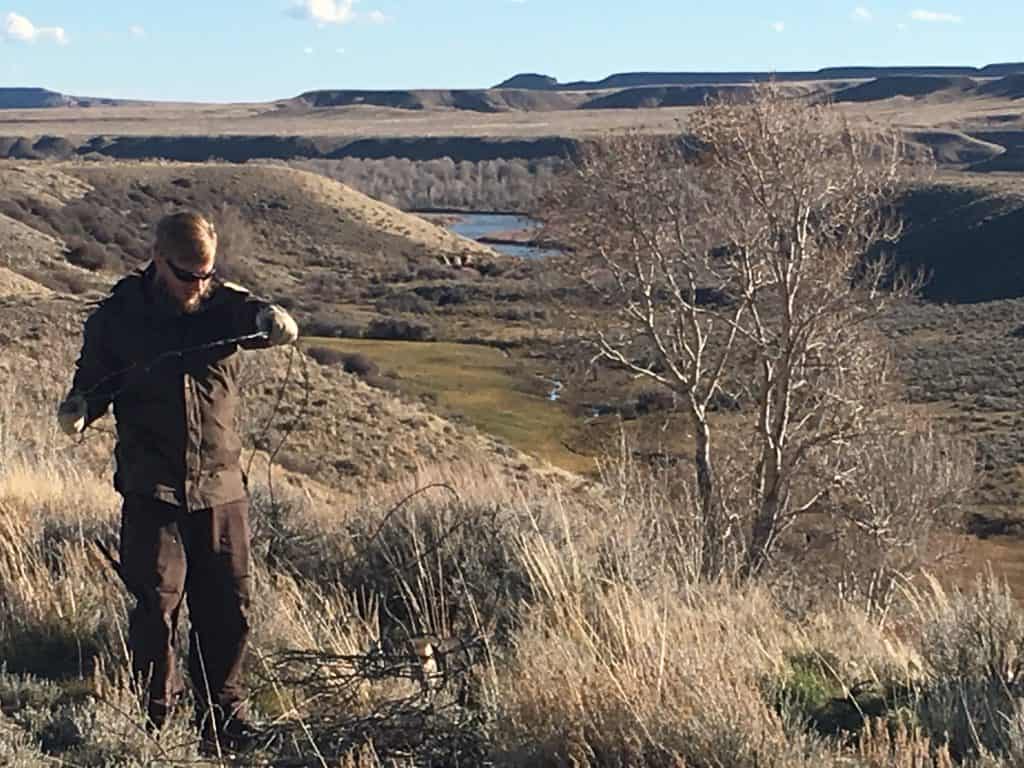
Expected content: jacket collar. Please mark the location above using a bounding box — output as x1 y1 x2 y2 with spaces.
103 261 225 319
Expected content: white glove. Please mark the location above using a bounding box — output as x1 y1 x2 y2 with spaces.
256 305 299 346
57 394 88 436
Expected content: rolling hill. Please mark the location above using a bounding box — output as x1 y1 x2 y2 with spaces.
494 63 1024 90
0 160 559 498
831 75 977 102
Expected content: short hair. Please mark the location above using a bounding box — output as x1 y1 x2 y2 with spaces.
155 212 217 265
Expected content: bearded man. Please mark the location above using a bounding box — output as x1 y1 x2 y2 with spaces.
57 211 298 751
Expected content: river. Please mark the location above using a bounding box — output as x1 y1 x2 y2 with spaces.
436 212 563 399
445 213 561 259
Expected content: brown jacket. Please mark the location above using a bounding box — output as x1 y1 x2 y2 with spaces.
68 263 275 510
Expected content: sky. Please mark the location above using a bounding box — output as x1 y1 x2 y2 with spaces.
2 1 1021 102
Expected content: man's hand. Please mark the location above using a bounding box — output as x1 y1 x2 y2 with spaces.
57 394 88 436
256 305 299 346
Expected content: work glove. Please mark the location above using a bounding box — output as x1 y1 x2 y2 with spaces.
57 394 88 436
256 304 299 346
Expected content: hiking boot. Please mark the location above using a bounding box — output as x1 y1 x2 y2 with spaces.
145 697 176 733
198 715 262 757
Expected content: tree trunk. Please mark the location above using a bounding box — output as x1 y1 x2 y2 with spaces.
747 347 792 579
747 449 782 578
692 409 723 581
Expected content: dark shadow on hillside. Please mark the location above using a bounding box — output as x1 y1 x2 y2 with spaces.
832 76 976 102
890 184 1024 302
0 134 582 164
966 512 1024 539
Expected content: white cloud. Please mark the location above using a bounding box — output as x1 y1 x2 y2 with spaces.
770 20 785 32
303 46 314 54
910 9 962 22
852 7 872 21
335 46 346 54
896 22 908 30
130 24 146 38
288 0 392 25
4 11 33 40
288 0 355 24
3 12 68 44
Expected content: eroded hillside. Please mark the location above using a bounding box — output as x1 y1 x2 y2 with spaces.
0 160 549 339
0 161 570 511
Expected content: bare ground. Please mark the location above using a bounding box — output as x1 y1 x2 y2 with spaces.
0 83 1021 140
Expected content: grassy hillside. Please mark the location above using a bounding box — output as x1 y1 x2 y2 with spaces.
305 338 590 473
0 159 540 335
892 177 1024 301
4 335 1024 764
7 157 1024 764
0 285 1021 765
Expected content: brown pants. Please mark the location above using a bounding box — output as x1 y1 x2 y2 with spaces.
118 495 252 727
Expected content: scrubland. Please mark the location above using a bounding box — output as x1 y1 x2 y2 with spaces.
2 341 1024 767
4 134 1024 764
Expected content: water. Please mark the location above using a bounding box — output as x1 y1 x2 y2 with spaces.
448 213 536 241
446 213 561 259
540 376 563 401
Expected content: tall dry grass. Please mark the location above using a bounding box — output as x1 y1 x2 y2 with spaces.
0 343 124 681
486 498 920 767
1 343 1022 765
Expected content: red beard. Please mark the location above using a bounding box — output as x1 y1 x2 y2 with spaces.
152 273 215 315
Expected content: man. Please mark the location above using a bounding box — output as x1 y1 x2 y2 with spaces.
57 211 298 751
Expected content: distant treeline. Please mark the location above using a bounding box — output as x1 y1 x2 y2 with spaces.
273 157 567 212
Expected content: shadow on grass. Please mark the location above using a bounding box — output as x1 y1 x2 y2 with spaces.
0 621 105 680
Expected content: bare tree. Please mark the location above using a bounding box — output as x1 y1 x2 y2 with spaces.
829 423 972 619
543 132 740 578
543 85 960 581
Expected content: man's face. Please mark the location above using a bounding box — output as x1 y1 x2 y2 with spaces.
153 246 217 314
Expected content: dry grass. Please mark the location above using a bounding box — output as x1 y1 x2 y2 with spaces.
305 337 590 473
251 163 498 263
0 100 704 139
0 354 124 681
486 481 925 767
2 85 1022 140
0 314 1006 763
2 156 1024 764
0 266 54 298
2 388 1024 764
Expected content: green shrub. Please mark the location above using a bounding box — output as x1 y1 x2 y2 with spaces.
365 317 433 341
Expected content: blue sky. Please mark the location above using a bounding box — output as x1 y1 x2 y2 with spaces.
2 1 1020 102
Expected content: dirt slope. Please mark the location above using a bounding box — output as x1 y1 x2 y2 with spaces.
0 266 53 298
833 76 977 102
0 212 108 296
580 85 754 109
0 159 501 282
892 178 1024 301
906 130 1006 165
965 131 1024 172
977 75 1024 99
295 89 586 112
0 279 555 507
64 161 492 259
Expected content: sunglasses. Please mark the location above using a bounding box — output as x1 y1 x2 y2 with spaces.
166 260 217 283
